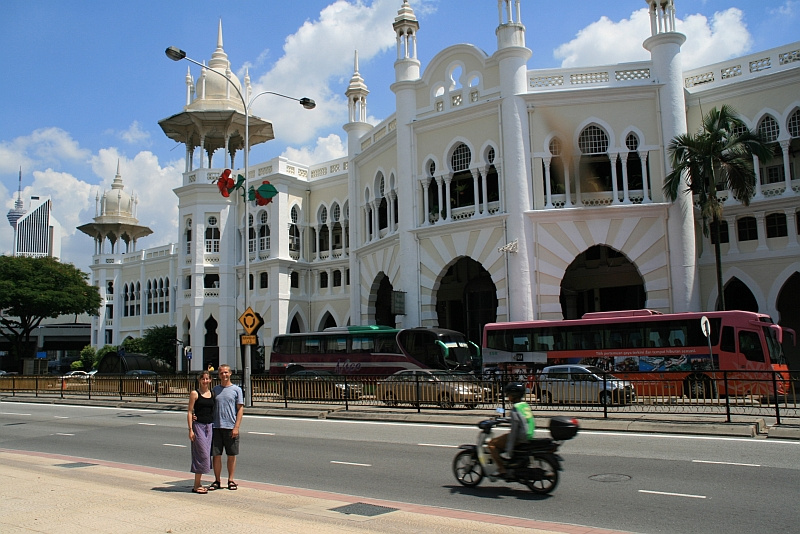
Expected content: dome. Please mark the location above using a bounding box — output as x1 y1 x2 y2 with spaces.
187 21 245 112
101 164 134 218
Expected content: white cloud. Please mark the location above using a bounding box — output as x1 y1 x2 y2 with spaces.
770 1 799 16
282 133 347 165
245 0 403 146
0 128 90 175
554 8 752 70
119 121 152 145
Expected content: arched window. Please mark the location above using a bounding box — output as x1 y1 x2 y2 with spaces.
258 211 270 252
578 125 611 193
333 270 342 287
185 218 192 255
290 271 299 288
320 271 329 289
247 213 256 254
123 283 130 317
788 109 800 138
450 143 474 210
259 272 268 289
624 133 644 191
757 115 780 143
289 206 300 252
547 138 565 194
205 216 220 253
319 206 330 251
710 220 729 244
146 281 153 315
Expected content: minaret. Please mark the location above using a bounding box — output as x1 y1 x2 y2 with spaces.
344 51 375 325
6 167 27 257
643 0 700 312
495 0 534 321
391 0 422 328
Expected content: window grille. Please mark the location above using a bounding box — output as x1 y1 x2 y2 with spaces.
737 217 758 242
333 204 340 222
549 138 562 156
758 116 780 143
291 206 299 224
320 207 327 224
259 211 268 224
788 110 800 138
625 133 639 151
451 143 471 172
766 213 788 238
578 126 609 154
487 147 495 164
428 161 436 176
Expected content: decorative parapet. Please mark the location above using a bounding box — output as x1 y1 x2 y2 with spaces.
528 62 652 91
684 41 800 91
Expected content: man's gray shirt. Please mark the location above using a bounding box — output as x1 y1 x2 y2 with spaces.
212 384 243 429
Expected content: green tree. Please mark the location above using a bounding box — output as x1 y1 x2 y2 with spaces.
78 345 97 371
663 105 771 311
0 256 102 371
142 325 178 371
121 337 147 354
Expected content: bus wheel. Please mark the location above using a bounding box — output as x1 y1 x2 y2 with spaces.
599 391 612 406
383 392 397 406
439 395 454 409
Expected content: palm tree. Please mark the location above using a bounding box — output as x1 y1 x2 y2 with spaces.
663 105 772 311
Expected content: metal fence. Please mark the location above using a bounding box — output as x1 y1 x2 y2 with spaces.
1 371 797 422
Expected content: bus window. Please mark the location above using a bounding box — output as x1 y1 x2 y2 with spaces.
324 336 348 353
303 337 321 354
738 330 765 363
375 333 401 354
720 326 735 352
351 336 374 352
763 326 786 365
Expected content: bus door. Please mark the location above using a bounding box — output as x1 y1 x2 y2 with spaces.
735 328 770 396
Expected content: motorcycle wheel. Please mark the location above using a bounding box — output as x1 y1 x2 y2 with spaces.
453 450 484 487
523 456 559 494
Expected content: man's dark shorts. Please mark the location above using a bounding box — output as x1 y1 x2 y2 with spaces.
212 428 240 456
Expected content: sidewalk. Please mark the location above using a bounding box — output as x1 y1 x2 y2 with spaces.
0 449 629 534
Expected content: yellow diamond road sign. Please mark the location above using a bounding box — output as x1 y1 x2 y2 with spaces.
238 307 263 335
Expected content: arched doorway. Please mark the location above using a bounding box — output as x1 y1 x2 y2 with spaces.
373 274 395 327
319 312 337 330
720 278 758 312
777 272 800 381
436 257 497 345
203 315 219 370
560 245 645 319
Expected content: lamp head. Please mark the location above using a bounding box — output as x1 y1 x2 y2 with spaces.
299 98 316 110
165 46 187 61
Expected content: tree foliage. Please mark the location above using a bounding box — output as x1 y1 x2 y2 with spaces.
142 325 178 371
0 256 102 368
663 105 771 310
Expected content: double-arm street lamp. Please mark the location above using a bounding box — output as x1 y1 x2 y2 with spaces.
166 46 315 407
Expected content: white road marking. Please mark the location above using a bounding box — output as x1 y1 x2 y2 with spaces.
137 422 156 426
55 433 74 436
331 461 372 467
418 443 459 448
1 412 31 416
163 443 186 448
248 431 275 436
54 416 69 419
639 489 706 499
692 459 760 467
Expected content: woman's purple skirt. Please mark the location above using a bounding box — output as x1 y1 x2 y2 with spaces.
191 422 213 474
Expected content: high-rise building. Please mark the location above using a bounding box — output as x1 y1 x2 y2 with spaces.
6 169 61 259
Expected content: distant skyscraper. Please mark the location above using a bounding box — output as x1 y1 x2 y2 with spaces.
6 170 62 258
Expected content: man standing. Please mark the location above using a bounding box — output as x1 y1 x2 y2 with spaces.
209 364 243 490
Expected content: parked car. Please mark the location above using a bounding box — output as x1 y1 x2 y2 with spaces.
282 370 362 400
63 370 89 378
537 364 636 405
376 369 484 409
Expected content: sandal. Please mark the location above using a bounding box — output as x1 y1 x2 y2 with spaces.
207 480 221 491
192 486 208 494
227 480 238 490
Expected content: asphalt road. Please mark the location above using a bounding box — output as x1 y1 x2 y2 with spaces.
2 401 798 533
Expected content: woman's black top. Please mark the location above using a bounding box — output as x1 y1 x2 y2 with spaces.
194 389 214 424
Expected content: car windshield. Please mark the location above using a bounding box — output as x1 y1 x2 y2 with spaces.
583 366 620 379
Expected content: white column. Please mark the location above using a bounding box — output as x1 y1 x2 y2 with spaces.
444 174 453 220
609 152 621 204
781 141 793 197
421 178 431 226
620 152 631 204
639 151 651 203
752 155 764 199
755 212 768 251
471 168 480 217
785 208 799 248
543 157 553 208
481 167 489 214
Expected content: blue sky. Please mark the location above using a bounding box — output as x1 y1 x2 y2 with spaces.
2 0 798 270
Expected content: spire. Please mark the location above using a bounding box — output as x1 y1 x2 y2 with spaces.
7 166 27 229
647 0 677 36
393 0 419 61
209 19 230 70
346 50 369 123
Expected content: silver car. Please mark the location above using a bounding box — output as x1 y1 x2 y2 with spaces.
537 364 636 405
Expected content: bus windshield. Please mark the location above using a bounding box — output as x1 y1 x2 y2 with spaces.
764 326 786 365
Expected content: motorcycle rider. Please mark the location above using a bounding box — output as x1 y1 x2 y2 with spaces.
488 382 535 479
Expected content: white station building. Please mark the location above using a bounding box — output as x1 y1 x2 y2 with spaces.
78 1 800 373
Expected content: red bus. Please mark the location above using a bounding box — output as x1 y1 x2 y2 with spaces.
482 310 794 399
270 325 481 375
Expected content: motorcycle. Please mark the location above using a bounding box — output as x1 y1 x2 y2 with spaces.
453 409 579 494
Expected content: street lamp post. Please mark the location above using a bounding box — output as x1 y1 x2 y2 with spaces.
166 46 315 407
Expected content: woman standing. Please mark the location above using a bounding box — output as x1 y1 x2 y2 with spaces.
188 370 214 493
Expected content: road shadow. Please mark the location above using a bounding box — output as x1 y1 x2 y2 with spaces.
444 483 552 501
